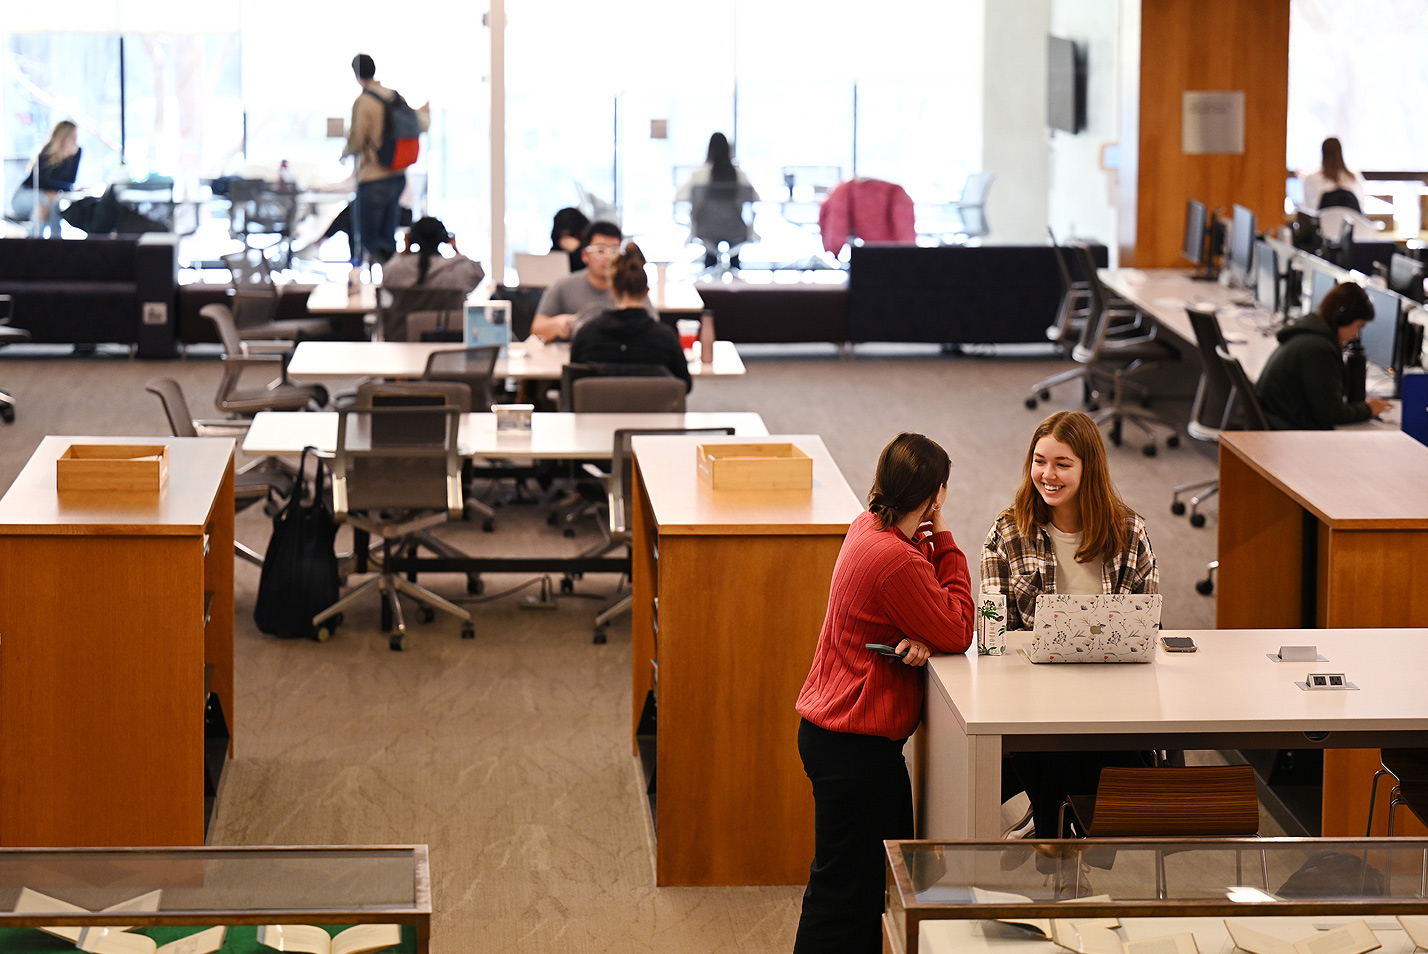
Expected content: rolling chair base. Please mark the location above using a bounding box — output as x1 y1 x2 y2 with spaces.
313 571 474 651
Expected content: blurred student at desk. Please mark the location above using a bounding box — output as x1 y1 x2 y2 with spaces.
570 242 690 392
550 206 590 273
1255 282 1393 429
675 133 759 268
10 120 82 238
529 221 655 341
1301 136 1367 212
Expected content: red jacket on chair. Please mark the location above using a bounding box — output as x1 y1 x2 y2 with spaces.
818 178 916 254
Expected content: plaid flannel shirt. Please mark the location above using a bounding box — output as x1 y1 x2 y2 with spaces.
979 507 1158 631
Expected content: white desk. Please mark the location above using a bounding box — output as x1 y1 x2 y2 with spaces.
242 410 768 458
920 628 1428 842
285 339 746 384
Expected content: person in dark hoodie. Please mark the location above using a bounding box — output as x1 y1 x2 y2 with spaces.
1255 281 1392 429
569 242 693 392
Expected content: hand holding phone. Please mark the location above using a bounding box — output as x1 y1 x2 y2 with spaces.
865 643 909 659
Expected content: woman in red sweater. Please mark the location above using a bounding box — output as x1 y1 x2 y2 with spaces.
793 433 975 954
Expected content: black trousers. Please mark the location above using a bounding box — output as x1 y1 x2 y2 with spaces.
793 719 912 954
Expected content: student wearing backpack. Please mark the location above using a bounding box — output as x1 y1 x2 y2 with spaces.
1302 137 1366 213
344 53 429 265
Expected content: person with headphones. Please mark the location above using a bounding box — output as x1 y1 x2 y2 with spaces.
1255 281 1393 429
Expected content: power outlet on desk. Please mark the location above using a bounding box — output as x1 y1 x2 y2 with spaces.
1300 672 1357 690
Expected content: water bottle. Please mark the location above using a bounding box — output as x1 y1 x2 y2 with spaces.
698 308 715 365
1344 340 1366 403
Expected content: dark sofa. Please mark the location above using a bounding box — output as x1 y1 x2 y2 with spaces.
0 236 179 357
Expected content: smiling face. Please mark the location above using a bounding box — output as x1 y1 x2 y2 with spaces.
1031 435 1082 516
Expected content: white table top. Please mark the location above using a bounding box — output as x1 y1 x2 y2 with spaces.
304 279 709 315
242 410 768 459
285 339 746 382
928 628 1428 739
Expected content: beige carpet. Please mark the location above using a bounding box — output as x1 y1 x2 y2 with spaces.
0 342 1223 952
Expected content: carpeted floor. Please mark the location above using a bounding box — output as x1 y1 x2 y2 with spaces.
0 342 1223 952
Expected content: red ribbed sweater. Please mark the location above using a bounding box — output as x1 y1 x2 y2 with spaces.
796 510 975 741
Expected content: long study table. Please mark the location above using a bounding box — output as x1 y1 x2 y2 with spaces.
242 410 767 580
920 628 1428 842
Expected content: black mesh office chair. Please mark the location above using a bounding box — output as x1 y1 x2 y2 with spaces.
228 179 298 265
0 294 29 423
377 286 468 342
202 305 329 415
1170 307 1236 527
422 347 501 530
690 181 756 273
945 171 995 244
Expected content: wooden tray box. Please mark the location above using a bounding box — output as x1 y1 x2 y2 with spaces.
696 442 812 490
56 444 170 493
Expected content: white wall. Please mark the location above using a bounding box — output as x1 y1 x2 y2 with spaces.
1046 0 1123 260
980 0 1051 244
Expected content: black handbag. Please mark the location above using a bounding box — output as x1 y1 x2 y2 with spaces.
254 447 341 640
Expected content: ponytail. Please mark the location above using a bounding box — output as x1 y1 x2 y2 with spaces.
611 242 649 299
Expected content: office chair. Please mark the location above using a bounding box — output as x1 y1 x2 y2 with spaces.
558 363 681 412
228 179 299 265
201 304 329 416
0 294 29 423
1317 206 1382 245
1070 243 1181 456
945 171 995 244
422 347 501 530
578 426 735 644
1025 232 1140 411
1366 750 1428 835
312 399 475 650
220 249 332 342
144 377 297 566
1170 307 1236 528
1059 765 1263 898
377 286 468 342
689 181 756 274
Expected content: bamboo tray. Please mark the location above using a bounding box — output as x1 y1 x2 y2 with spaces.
696 441 812 491
56 444 170 493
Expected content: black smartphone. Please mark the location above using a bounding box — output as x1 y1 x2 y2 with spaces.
865 643 909 658
1161 636 1197 653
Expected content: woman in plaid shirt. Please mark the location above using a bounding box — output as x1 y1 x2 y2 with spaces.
981 410 1159 840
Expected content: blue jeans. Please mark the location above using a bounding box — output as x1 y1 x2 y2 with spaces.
11 188 63 238
353 173 405 265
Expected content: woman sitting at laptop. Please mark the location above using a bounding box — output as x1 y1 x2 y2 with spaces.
794 433 974 954
981 410 1158 839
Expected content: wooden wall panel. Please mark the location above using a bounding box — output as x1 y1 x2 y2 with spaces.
1129 0 1290 268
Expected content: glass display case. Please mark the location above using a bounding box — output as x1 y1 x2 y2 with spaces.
886 839 1428 954
0 846 429 954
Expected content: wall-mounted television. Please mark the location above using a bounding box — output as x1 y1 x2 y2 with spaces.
1047 36 1086 134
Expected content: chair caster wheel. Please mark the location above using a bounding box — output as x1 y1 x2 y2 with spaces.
1087 401 1100 412
560 577 574 594
546 512 559 526
1190 513 1206 528
1040 390 1051 401
460 623 475 639
1024 397 1038 410
0 406 13 424
1195 578 1215 596
1142 444 1157 457
1171 501 1186 516
562 528 575 538
482 518 495 532
389 632 407 651
315 624 334 643
1109 424 1122 446
593 626 607 644
467 575 484 595
418 605 436 624
1166 435 1180 448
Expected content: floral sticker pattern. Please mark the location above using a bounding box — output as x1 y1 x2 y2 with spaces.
1030 594 1163 663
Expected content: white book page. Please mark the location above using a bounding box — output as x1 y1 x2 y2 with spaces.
1051 920 1124 954
1124 934 1199 954
258 924 333 954
1397 916 1428 950
158 926 227 954
331 923 402 954
1296 921 1380 954
1227 921 1298 954
15 887 160 943
76 927 157 954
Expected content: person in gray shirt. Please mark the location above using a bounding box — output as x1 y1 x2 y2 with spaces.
530 221 656 340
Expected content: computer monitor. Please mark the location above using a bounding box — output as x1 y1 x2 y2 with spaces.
1362 286 1404 396
1253 240 1280 314
1388 253 1427 304
1183 199 1208 266
1228 204 1256 286
1308 268 1337 316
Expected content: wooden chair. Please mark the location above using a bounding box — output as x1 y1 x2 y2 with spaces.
1059 765 1262 897
1366 749 1428 835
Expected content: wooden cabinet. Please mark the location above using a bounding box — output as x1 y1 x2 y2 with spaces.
1216 430 1428 837
630 433 862 886
0 436 235 847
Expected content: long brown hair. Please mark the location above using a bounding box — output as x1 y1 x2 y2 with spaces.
1321 137 1352 187
610 242 649 300
40 120 77 165
1013 411 1131 563
867 432 950 530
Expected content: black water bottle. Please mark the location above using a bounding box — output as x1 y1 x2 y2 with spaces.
1344 340 1367 403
